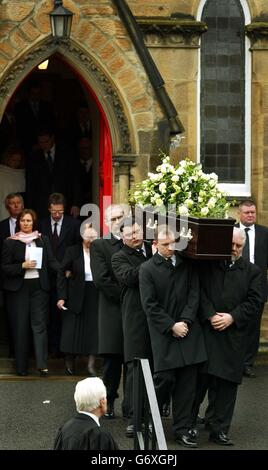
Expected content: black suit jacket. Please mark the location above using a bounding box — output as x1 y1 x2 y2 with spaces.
90 235 123 355
0 217 11 289
39 215 81 262
1 235 59 292
236 222 268 302
53 413 118 450
111 242 152 362
0 217 11 246
26 144 81 218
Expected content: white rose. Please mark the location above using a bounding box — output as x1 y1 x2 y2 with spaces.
209 179 217 188
179 205 189 216
148 172 160 182
176 167 185 176
171 174 179 182
184 199 194 208
201 207 209 216
159 182 167 194
207 197 216 209
209 172 218 181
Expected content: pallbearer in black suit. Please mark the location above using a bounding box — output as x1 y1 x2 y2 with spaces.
139 225 207 448
1 209 59 376
39 193 81 357
90 204 126 419
54 377 118 450
236 199 268 378
193 228 262 446
111 217 152 437
57 225 98 376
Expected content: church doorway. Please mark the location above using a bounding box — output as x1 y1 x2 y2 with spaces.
0 53 113 359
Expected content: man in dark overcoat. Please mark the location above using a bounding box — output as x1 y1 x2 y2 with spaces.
111 217 152 437
236 199 268 377
194 227 262 446
90 204 126 418
139 224 207 448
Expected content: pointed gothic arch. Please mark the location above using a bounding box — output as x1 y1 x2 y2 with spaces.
0 37 133 156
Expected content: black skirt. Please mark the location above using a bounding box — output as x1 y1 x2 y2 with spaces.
60 282 98 355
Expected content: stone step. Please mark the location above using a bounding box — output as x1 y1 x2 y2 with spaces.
0 356 104 376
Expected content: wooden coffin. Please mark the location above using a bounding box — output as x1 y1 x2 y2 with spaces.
133 206 235 260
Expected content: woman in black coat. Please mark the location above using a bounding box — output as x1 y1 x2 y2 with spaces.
57 225 99 375
1 208 59 376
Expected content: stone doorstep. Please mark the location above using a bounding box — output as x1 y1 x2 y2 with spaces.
0 347 267 375
0 356 104 375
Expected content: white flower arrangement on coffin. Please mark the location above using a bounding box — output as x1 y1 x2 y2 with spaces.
129 155 232 220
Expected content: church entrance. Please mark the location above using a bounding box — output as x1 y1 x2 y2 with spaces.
0 53 113 359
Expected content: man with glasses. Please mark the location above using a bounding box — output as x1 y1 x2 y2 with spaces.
39 192 81 358
90 204 126 419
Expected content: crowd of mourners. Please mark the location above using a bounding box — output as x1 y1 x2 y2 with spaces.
0 80 267 450
0 191 267 449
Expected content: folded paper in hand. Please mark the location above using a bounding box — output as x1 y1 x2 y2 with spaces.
28 246 43 269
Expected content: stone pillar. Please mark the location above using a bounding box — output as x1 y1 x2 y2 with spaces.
112 155 136 204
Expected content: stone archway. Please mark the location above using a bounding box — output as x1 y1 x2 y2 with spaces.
0 37 133 156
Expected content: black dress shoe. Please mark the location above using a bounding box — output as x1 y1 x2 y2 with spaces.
176 432 198 448
243 366 256 378
161 403 171 417
209 431 233 446
39 368 49 377
104 402 115 419
65 367 74 376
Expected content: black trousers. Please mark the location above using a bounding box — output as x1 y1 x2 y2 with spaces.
154 365 198 438
244 303 265 367
193 373 238 435
7 279 49 374
102 354 126 407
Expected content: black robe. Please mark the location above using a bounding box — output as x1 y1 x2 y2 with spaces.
53 413 118 450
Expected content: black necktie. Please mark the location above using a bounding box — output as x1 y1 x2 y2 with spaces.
242 227 250 262
166 257 174 267
52 222 59 256
47 151 53 173
137 248 146 257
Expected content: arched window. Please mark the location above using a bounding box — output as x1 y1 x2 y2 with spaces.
197 0 251 196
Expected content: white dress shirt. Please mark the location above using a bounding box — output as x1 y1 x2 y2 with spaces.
9 217 17 236
240 223 255 264
50 216 63 236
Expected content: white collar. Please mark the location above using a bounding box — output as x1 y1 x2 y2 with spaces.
78 411 100 426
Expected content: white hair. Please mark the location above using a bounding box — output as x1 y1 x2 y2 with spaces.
74 377 106 412
233 226 246 247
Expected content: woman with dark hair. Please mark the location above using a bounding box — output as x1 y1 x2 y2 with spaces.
1 209 59 376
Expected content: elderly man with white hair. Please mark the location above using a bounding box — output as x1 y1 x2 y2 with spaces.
53 377 118 450
193 227 263 446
